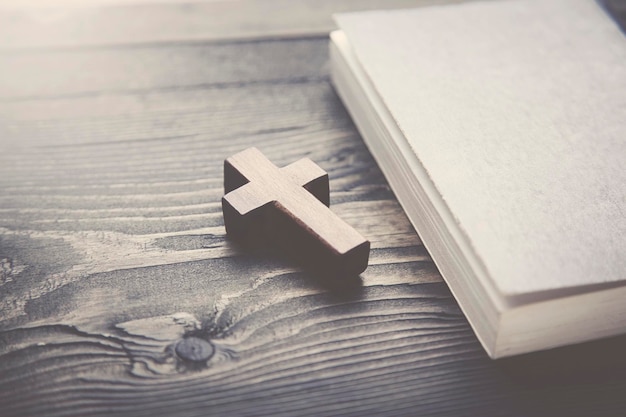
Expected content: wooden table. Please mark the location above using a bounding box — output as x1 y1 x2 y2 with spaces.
2 1 626 416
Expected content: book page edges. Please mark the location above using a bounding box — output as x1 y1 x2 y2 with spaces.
330 30 501 356
497 284 626 357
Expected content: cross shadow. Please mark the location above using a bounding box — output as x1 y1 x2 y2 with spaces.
497 333 626 385
226 238 365 302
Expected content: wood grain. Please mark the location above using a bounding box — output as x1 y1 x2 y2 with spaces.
1 2 626 417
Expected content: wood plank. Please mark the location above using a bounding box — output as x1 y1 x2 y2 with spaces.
0 37 328 99
0 0 465 49
1 13 626 417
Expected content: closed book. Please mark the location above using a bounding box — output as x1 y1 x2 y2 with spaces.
330 0 626 358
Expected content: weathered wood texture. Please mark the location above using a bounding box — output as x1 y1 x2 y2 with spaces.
1 2 626 417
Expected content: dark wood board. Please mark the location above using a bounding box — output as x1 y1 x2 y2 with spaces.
1 3 626 417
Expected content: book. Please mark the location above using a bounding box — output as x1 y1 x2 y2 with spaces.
330 0 626 358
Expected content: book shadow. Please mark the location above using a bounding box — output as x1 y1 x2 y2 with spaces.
497 333 626 385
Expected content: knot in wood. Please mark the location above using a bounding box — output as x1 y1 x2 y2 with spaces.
175 337 215 363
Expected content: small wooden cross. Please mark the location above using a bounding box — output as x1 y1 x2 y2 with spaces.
222 148 370 276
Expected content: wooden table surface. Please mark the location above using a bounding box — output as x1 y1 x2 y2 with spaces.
1 1 626 416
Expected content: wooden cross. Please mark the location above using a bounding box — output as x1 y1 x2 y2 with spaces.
222 148 370 276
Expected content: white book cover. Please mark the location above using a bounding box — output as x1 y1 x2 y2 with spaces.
330 0 626 358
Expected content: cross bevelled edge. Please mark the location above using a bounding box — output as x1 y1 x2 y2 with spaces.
222 147 370 276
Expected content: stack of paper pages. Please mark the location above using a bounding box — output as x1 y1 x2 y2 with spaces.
330 0 626 358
